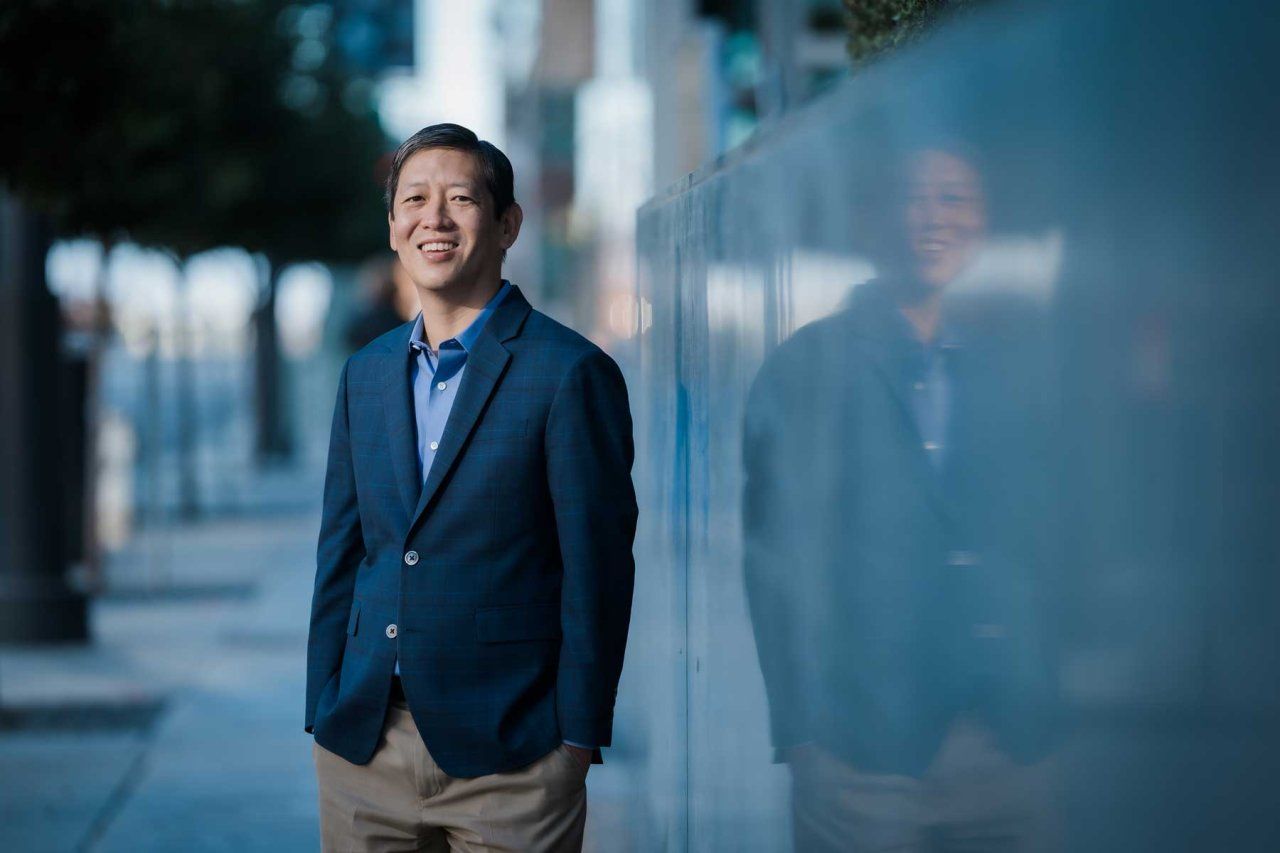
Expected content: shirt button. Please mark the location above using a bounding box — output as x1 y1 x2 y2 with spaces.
386 623 398 639
404 551 419 566
972 623 1007 639
913 381 926 391
947 550 980 567
437 381 447 391
429 441 438 451
923 441 941 452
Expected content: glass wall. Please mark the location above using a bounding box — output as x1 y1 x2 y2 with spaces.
610 0 1280 849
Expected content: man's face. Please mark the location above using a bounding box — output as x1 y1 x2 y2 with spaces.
902 149 987 289
388 147 520 295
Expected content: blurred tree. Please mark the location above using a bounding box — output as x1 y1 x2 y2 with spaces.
0 0 385 259
842 0 981 66
227 3 390 465
0 0 389 480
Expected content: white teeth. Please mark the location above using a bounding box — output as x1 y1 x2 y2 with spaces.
421 242 456 251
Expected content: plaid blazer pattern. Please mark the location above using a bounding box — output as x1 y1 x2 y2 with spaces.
305 286 637 777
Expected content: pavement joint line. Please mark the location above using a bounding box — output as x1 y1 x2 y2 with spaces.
77 735 155 853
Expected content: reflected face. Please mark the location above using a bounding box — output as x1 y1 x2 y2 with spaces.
388 147 520 295
903 149 987 289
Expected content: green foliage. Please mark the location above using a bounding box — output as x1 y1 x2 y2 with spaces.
0 0 388 264
842 0 980 67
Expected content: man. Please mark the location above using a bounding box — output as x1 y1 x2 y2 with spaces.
306 123 637 852
743 146 1059 851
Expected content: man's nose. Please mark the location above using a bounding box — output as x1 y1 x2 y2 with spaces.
921 196 948 226
420 198 454 230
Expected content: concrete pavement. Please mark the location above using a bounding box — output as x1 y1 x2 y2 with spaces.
0 500 322 852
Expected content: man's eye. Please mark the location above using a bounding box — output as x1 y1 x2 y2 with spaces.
403 195 423 203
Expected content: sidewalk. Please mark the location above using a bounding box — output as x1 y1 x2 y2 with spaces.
0 495 322 851
0 466 640 852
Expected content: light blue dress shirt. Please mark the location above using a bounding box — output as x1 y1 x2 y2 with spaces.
408 281 512 486
910 337 953 471
894 309 955 472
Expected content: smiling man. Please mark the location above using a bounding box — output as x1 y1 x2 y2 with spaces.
306 123 638 852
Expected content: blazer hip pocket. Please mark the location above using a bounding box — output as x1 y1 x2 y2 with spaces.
475 603 561 643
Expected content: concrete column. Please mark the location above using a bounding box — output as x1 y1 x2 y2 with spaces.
0 192 88 642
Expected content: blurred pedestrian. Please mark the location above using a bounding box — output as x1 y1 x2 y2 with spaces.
344 257 419 354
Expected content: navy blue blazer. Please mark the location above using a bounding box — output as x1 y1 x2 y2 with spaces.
305 285 637 778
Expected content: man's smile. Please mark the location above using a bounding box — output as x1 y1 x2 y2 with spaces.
417 239 459 259
914 234 957 254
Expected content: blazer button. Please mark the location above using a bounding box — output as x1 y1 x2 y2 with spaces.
404 551 419 566
385 624 398 639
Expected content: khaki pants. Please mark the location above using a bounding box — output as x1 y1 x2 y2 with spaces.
313 700 587 852
790 719 1059 853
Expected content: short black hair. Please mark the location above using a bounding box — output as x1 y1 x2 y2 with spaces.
384 123 515 218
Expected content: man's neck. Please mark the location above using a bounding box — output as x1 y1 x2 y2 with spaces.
415 276 503 348
893 282 945 345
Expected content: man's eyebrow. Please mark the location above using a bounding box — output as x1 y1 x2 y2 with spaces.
910 180 981 195
402 181 478 191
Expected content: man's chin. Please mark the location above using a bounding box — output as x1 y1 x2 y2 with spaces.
410 272 463 293
405 262 501 298
914 266 959 292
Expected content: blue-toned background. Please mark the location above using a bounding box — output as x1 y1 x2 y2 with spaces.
3 0 1279 850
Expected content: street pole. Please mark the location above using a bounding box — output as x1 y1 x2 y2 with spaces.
253 256 293 465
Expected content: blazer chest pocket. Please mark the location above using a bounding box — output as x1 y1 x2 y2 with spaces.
475 603 561 643
470 418 528 444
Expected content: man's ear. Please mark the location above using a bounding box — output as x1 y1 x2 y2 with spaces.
500 202 524 250
387 212 396 252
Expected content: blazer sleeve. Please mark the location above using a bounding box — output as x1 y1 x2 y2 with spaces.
545 349 638 750
305 359 366 733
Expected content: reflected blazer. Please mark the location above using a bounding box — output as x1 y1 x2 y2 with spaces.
742 280 1058 776
305 285 637 777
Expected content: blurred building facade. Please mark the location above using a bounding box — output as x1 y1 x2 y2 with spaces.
500 0 852 345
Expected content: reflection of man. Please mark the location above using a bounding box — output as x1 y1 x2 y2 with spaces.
744 148 1058 851
306 124 637 851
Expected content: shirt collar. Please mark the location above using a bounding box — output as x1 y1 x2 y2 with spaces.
408 280 511 354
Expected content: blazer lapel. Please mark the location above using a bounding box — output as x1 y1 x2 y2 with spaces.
409 287 533 529
380 325 423 520
845 298 951 524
